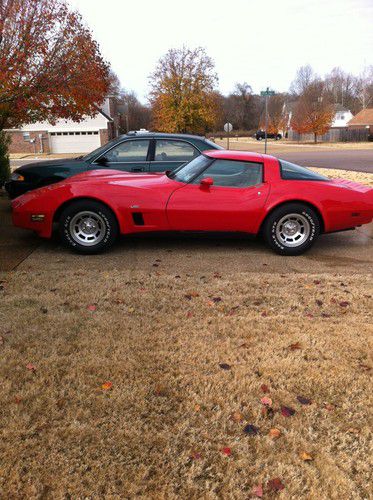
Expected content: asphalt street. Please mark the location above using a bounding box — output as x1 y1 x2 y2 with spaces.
10 148 373 173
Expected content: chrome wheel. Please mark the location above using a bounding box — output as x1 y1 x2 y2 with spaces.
275 213 310 248
69 211 106 247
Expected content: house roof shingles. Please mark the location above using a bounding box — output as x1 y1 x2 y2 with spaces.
347 108 373 126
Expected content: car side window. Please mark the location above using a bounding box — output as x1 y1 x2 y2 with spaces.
192 160 263 188
155 140 198 162
280 160 329 181
103 140 150 163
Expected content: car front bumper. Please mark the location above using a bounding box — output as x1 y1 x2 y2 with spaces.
4 180 36 199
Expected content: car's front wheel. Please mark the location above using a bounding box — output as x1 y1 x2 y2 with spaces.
59 200 118 254
263 203 320 255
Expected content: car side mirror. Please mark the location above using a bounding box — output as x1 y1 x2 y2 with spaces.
200 177 214 188
96 156 108 166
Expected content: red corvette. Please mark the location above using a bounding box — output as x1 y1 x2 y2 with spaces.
12 150 373 256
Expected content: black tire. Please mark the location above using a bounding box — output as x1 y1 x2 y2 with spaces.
59 200 119 254
262 203 320 256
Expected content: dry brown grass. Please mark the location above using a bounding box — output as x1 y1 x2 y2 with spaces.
1 265 372 498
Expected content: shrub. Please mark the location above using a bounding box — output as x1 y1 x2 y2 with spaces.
0 131 11 187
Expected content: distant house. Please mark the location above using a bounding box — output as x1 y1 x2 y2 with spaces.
347 108 373 135
331 104 353 128
6 97 119 154
285 102 354 141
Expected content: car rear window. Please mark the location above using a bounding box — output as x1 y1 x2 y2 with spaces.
280 160 329 181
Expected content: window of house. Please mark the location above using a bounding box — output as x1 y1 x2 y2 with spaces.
192 160 263 188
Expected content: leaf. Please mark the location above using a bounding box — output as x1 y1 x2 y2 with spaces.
221 447 232 456
219 363 231 370
269 428 281 439
315 299 323 307
230 411 244 423
40 307 48 314
267 478 285 492
288 342 302 350
26 363 36 371
339 301 350 307
87 304 96 312
251 483 263 498
260 396 272 406
194 404 201 412
185 292 199 300
299 451 313 461
261 384 270 393
190 450 201 460
102 381 112 390
0 336 4 345
281 406 296 417
212 297 222 303
297 396 312 405
243 424 259 435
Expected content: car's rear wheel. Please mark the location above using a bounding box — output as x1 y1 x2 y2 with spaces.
59 200 118 254
263 203 320 255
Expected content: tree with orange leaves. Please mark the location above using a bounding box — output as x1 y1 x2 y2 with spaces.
0 0 112 182
291 81 334 142
149 47 219 134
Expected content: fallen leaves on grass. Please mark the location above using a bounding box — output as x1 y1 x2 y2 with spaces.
230 411 244 423
299 451 314 462
243 424 259 435
297 396 312 405
221 447 232 456
339 301 350 307
260 384 270 393
87 304 97 312
281 406 296 417
26 363 36 371
251 483 263 498
269 428 281 439
267 478 285 492
288 342 302 350
219 363 231 370
184 292 199 300
260 396 272 406
101 381 113 391
190 450 202 460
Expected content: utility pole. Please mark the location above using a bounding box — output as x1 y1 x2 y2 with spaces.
260 87 275 154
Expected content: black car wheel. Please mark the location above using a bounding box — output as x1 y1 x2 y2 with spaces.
263 203 320 256
59 200 118 254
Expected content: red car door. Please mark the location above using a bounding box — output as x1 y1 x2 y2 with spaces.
166 159 270 233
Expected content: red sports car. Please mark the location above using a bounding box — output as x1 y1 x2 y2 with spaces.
11 150 373 256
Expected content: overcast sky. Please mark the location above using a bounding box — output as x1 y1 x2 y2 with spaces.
68 0 372 102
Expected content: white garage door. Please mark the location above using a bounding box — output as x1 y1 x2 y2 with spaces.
49 131 101 154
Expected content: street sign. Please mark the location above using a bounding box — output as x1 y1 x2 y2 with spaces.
224 122 233 133
260 88 275 154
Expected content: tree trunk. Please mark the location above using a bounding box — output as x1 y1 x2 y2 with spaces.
314 133 317 143
0 129 11 187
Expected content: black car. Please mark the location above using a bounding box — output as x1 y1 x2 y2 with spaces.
5 132 223 198
255 130 282 141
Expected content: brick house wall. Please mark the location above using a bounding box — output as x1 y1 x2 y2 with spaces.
7 130 50 154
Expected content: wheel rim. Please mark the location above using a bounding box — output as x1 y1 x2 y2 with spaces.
275 213 311 248
69 211 106 247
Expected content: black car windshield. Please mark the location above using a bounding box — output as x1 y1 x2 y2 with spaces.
168 154 211 182
280 160 329 181
82 138 120 162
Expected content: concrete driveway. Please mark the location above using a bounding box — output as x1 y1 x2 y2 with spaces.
1 193 372 274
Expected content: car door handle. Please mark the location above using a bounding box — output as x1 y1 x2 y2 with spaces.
131 167 145 172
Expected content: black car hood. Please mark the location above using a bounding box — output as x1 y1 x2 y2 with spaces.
18 158 86 172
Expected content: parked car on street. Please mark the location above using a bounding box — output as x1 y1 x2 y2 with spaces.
255 130 282 140
5 132 223 198
12 150 373 256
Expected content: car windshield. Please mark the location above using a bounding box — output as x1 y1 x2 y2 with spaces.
168 154 211 182
81 138 120 162
280 160 329 181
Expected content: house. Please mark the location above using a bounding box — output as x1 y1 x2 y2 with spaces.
331 104 354 128
347 108 373 135
6 97 119 154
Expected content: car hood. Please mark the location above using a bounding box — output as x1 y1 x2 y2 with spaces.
17 158 85 172
67 169 165 184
